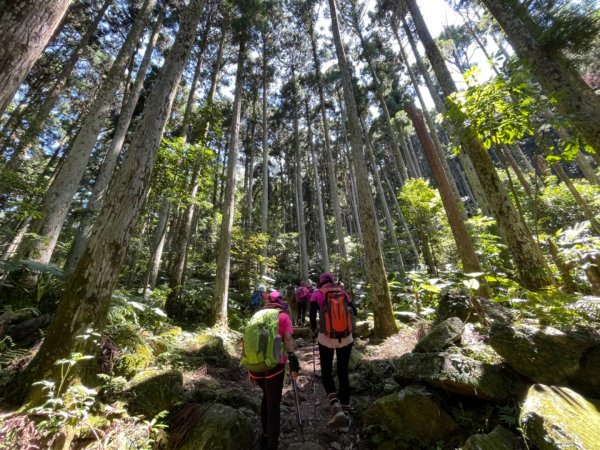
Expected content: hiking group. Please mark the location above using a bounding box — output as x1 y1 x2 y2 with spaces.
241 272 356 450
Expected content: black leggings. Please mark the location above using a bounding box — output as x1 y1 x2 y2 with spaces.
297 302 307 324
318 342 353 406
254 365 285 450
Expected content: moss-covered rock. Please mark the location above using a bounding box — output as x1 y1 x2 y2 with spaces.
414 317 464 353
110 324 154 378
348 347 364 371
363 386 460 446
463 425 516 450
520 384 600 450
191 333 233 367
394 351 523 401
175 403 253 450
489 323 598 391
568 296 600 322
435 293 472 324
354 320 374 338
571 345 600 399
394 311 418 323
125 369 183 418
191 386 261 414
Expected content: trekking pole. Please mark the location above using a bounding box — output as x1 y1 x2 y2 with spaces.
312 338 317 422
290 376 305 442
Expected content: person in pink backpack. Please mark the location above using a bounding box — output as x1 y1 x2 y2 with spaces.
294 280 312 326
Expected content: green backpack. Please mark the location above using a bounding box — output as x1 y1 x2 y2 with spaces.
240 309 282 373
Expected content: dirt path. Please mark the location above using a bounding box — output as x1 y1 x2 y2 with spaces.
276 336 361 450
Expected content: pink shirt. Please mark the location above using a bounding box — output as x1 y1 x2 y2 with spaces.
278 311 293 363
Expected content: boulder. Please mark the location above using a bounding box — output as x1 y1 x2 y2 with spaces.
394 351 523 401
175 403 253 450
489 323 599 394
191 386 260 413
435 293 472 324
568 296 600 322
192 333 232 367
125 369 183 418
354 320 374 338
348 347 364 371
520 384 600 450
355 358 399 395
394 311 418 324
363 385 460 447
414 317 464 353
110 324 154 378
463 425 516 450
571 345 600 399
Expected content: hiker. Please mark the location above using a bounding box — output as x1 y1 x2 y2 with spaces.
309 272 357 432
244 291 299 450
249 283 268 315
295 280 312 326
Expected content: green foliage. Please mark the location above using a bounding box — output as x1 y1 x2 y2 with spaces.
537 175 600 233
465 215 511 274
398 178 442 225
28 330 101 440
107 289 168 332
446 65 593 161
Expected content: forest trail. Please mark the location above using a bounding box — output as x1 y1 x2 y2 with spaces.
243 326 419 450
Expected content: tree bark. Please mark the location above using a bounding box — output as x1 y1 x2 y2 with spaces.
211 32 247 326
307 3 350 283
144 198 171 290
260 31 270 276
63 7 164 275
306 99 330 272
21 0 205 403
406 104 487 295
291 66 309 282
0 0 72 115
553 163 600 235
18 0 157 265
362 118 405 273
328 0 397 338
404 0 553 290
7 0 112 168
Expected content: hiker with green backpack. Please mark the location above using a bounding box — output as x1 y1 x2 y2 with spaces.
241 290 300 450
309 272 357 432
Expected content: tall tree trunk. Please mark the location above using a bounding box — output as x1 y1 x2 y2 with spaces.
7 0 112 168
144 198 171 290
406 104 487 294
244 90 259 230
64 7 164 274
393 23 463 205
291 66 309 282
328 0 397 338
553 163 600 235
18 0 157 265
211 32 246 326
307 2 349 283
0 0 72 115
479 0 600 153
21 0 205 403
260 31 270 276
404 0 553 290
400 14 490 214
306 99 330 273
382 171 421 263
362 118 405 273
